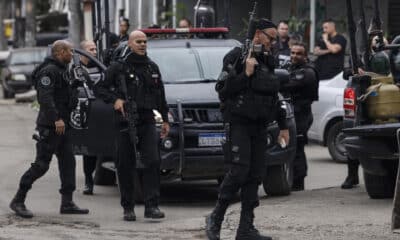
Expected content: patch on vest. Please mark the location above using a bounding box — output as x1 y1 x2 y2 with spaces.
40 76 51 86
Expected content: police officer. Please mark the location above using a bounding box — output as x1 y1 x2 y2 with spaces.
103 33 120 67
9 40 89 218
281 42 319 191
96 30 169 221
207 19 290 240
79 40 99 195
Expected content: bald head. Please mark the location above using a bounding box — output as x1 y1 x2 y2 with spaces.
128 30 147 56
51 40 73 64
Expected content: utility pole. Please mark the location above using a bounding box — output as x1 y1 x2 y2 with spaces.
69 0 83 47
25 0 35 47
14 0 25 48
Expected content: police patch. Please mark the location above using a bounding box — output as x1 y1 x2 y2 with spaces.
40 76 51 86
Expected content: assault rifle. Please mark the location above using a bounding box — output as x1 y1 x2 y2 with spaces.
241 1 258 63
118 63 142 167
346 0 359 74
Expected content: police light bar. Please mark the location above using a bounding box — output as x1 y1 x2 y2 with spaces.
139 27 229 34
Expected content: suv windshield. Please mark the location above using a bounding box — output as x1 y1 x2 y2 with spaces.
148 46 234 83
9 49 47 65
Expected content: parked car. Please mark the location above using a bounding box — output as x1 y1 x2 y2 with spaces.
308 72 348 162
69 29 297 199
0 47 47 99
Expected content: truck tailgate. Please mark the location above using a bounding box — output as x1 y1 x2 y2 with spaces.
343 123 400 137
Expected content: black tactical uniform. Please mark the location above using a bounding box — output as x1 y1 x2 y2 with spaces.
281 62 319 191
207 46 288 240
96 51 168 221
10 56 89 218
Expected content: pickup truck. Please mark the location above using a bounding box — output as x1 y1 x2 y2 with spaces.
343 73 399 199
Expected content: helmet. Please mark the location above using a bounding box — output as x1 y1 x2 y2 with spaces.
370 51 391 75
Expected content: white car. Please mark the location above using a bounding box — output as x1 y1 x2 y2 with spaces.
308 72 348 162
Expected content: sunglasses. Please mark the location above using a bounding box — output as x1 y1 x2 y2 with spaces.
260 31 277 44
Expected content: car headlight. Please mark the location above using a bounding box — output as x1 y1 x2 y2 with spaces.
153 110 175 124
11 73 27 81
161 137 174 150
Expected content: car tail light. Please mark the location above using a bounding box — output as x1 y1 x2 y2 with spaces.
343 87 356 118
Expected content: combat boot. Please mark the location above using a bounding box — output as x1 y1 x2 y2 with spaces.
144 205 165 219
291 178 305 191
10 189 33 218
341 160 359 189
236 204 272 240
83 175 94 195
60 194 89 214
205 200 229 240
123 208 136 221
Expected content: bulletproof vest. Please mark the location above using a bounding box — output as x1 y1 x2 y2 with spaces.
290 63 319 102
119 60 163 111
225 54 279 122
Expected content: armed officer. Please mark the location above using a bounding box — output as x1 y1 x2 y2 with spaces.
207 19 290 240
10 40 89 218
96 30 169 221
281 42 319 191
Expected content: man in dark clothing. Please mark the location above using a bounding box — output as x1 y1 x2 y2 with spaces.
281 42 319 191
9 40 89 218
96 30 170 221
275 20 291 68
79 40 99 195
206 19 290 240
119 18 130 42
314 19 347 80
103 33 120 67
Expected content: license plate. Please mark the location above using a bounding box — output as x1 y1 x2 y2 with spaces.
198 133 225 147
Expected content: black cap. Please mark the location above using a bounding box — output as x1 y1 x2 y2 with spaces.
256 18 277 30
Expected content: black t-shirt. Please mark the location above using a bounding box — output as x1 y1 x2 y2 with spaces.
274 38 291 68
315 33 347 79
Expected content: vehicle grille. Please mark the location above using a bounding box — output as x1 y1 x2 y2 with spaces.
181 108 223 123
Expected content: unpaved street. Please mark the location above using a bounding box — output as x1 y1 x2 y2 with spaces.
0 103 398 239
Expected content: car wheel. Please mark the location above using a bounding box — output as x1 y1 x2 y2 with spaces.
263 161 293 196
94 156 116 186
3 88 14 99
363 161 398 199
327 121 347 163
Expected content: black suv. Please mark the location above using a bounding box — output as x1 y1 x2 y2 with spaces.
70 30 297 198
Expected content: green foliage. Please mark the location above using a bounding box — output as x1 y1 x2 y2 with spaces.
161 3 187 27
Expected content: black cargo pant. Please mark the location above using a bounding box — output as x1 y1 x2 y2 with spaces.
219 123 268 206
83 155 96 183
115 123 160 209
293 108 313 182
19 126 76 195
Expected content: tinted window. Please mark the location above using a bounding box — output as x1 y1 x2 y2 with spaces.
196 47 233 80
148 48 201 83
9 49 47 65
148 46 234 83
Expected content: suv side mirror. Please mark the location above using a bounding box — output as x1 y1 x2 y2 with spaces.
343 69 352 80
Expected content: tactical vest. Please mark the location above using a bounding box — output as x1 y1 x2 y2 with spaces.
289 63 319 102
225 60 280 122
119 60 163 111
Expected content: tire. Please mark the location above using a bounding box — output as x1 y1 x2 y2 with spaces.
3 88 14 99
263 161 293 196
363 161 398 199
94 156 116 186
327 121 347 163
